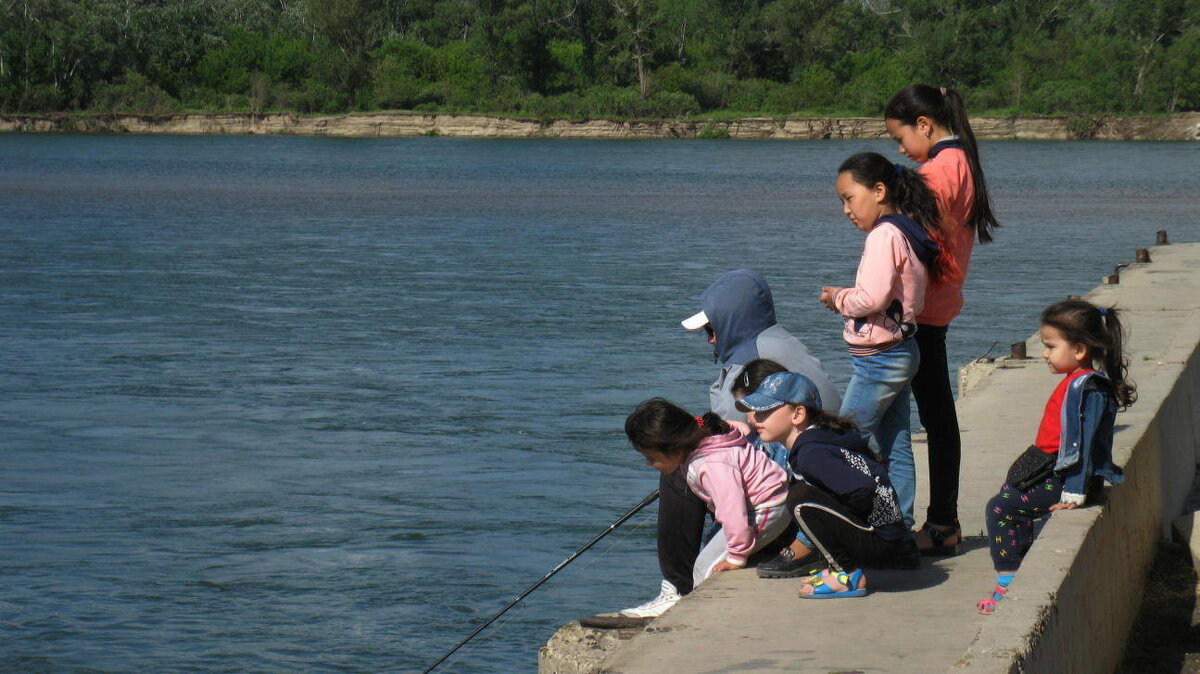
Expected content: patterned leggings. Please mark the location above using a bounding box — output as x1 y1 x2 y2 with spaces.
985 475 1063 573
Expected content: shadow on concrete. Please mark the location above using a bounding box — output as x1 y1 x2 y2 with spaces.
866 564 951 593
958 535 991 554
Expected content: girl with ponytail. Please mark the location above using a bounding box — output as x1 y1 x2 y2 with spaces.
818 150 948 531
977 299 1135 614
884 84 1000 555
625 398 794 588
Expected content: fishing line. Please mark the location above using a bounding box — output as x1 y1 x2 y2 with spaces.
973 341 1001 361
421 489 660 673
434 511 657 671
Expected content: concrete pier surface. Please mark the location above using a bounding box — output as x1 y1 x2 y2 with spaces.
541 240 1200 674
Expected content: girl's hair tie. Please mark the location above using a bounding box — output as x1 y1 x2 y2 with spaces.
694 416 705 428
1098 307 1109 317
893 163 904 178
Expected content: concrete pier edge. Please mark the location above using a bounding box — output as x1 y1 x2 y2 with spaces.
540 240 1200 674
957 263 1200 673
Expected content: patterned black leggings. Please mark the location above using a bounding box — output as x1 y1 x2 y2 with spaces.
985 475 1063 573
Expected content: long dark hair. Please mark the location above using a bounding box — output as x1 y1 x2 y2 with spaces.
838 151 958 286
799 406 879 462
625 398 730 457
884 84 1000 244
1041 299 1137 409
804 407 860 436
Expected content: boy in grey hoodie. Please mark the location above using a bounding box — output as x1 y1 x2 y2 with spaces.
683 269 842 420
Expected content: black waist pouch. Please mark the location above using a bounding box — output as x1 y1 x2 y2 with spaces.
1006 445 1057 491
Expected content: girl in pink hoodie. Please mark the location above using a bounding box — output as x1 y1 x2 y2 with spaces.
819 151 952 532
626 398 792 588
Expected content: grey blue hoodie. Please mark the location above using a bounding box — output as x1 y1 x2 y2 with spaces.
699 270 842 420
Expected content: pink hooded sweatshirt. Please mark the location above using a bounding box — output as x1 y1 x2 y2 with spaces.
918 146 976 326
682 430 789 565
833 221 928 356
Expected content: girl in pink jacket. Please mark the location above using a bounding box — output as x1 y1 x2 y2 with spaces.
626 398 793 588
819 151 951 532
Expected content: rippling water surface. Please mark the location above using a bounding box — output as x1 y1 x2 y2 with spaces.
2 135 1197 672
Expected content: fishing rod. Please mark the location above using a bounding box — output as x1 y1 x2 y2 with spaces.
421 489 661 674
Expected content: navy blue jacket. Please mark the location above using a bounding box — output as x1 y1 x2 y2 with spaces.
788 427 906 540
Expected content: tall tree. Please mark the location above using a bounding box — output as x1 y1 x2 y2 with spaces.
304 0 385 103
610 0 654 97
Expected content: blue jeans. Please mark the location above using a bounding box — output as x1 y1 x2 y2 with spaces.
839 339 920 528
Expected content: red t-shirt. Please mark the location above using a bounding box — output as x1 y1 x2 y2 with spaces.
1035 369 1094 454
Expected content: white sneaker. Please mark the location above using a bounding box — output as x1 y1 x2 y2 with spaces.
617 580 680 618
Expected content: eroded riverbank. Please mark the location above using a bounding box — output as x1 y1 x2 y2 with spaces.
3 111 1200 140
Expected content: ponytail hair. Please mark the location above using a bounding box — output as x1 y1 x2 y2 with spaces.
837 151 959 287
801 406 885 462
625 398 731 457
1041 300 1137 409
884 84 1000 244
804 406 859 436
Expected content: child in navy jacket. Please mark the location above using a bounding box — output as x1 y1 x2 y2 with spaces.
738 372 914 598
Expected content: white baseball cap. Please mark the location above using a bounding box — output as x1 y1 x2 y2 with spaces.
681 310 708 331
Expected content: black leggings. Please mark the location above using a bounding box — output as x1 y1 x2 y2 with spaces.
985 475 1062 573
913 324 962 526
657 471 707 595
791 484 904 573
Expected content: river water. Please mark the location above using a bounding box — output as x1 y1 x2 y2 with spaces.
1 136 1197 672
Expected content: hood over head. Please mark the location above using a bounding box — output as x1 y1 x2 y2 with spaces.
693 269 777 365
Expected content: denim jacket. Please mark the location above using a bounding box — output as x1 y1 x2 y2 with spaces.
1055 371 1124 504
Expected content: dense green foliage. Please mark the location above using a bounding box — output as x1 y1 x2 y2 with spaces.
2 0 1197 117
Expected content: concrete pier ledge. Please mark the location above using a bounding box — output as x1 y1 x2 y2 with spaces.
540 240 1200 673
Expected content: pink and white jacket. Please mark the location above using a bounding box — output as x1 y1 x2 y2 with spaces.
682 430 789 565
918 145 976 326
833 221 928 356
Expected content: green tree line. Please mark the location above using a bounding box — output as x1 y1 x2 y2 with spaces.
2 0 1197 118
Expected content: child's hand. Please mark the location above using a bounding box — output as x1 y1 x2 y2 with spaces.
818 287 841 311
1049 502 1079 511
711 560 745 574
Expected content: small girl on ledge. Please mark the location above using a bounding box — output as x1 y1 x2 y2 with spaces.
978 299 1136 614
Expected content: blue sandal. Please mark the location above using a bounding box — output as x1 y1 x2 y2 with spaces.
798 568 867 599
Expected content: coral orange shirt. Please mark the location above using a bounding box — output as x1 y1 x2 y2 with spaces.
917 146 975 326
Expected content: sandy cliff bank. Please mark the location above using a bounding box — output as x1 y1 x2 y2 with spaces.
2 111 1199 140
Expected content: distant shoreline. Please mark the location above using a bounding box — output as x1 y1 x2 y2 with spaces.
3 111 1199 141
